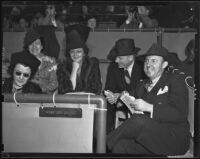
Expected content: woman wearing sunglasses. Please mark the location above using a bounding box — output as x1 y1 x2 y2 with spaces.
2 51 42 93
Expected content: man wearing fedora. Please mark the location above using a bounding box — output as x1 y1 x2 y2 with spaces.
104 38 146 134
106 43 191 156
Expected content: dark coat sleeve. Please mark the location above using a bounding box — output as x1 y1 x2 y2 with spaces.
104 62 119 92
56 60 73 94
23 82 42 94
84 57 102 95
2 78 13 93
35 25 60 59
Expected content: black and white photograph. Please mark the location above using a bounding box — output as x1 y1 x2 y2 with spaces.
1 1 200 158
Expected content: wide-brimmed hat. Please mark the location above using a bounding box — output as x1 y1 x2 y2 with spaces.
107 39 141 61
23 29 41 48
145 43 169 61
9 50 41 78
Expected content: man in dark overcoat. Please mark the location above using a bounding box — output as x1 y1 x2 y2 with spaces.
107 43 191 156
104 38 146 133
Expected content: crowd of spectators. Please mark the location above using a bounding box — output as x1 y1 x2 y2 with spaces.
2 2 198 32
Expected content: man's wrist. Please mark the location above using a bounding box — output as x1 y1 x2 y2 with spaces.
126 20 130 24
148 104 154 118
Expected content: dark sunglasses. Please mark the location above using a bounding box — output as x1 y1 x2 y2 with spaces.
15 71 30 78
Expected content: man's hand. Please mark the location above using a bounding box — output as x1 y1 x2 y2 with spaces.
105 90 120 105
130 99 153 113
126 11 136 23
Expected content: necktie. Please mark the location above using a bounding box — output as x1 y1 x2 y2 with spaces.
124 70 131 85
70 62 79 90
145 80 153 92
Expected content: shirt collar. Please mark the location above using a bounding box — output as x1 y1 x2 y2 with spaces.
151 75 162 87
124 60 134 77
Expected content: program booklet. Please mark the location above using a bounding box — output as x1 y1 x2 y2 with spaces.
120 92 144 115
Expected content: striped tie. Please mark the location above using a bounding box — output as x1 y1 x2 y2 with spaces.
124 70 131 84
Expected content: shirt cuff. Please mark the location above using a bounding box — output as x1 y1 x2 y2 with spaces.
150 104 153 118
126 20 130 24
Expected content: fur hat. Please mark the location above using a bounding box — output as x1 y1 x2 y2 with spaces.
65 24 90 43
9 50 41 78
107 39 141 61
67 30 85 50
23 29 41 48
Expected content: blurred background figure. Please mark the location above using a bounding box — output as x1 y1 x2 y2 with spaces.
181 39 195 79
81 5 90 21
37 4 57 26
13 16 29 31
120 5 158 29
3 16 11 31
86 15 97 29
2 47 11 84
55 5 69 31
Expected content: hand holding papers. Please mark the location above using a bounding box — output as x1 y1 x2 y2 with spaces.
104 90 120 105
120 92 144 115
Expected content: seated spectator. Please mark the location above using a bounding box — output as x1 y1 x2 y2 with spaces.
37 5 57 27
2 51 42 94
2 47 11 84
23 29 58 93
13 16 29 32
29 15 39 29
57 25 102 94
120 6 158 29
182 39 195 77
86 15 97 29
55 13 67 31
107 43 191 156
3 16 11 31
105 38 146 134
180 39 195 88
81 5 90 22
34 25 60 60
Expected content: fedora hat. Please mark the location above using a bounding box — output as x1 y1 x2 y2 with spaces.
145 43 169 61
9 50 41 78
107 39 141 61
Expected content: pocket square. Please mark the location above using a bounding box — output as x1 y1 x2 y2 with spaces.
157 86 168 95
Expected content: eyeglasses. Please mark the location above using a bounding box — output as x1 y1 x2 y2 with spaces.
15 71 30 78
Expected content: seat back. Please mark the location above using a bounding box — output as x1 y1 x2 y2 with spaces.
2 102 94 153
2 93 107 154
187 86 195 137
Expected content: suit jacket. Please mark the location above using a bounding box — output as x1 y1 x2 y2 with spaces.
105 60 146 94
57 56 102 95
104 60 146 133
132 71 191 155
